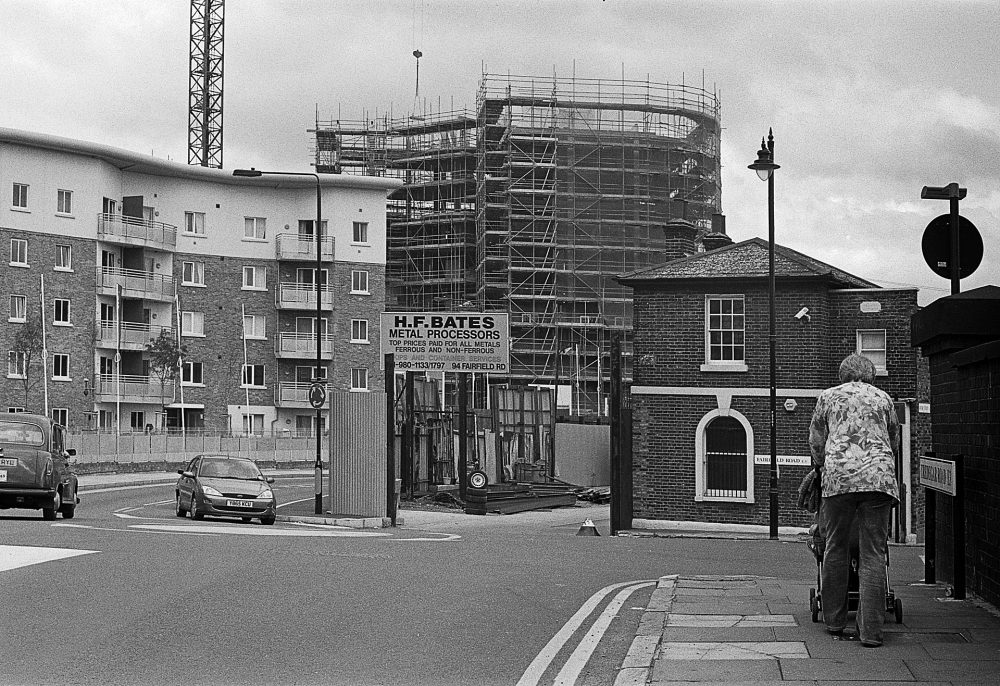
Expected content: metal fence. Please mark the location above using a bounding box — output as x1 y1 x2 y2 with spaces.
67 432 324 465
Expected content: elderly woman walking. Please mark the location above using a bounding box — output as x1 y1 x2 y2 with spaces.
809 353 900 647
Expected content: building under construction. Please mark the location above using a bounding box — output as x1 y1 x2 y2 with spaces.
313 72 722 414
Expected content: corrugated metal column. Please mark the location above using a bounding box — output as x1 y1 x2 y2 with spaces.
330 392 387 518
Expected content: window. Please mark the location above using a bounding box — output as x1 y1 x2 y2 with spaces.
242 414 265 436
857 329 888 374
181 311 205 337
695 410 755 503
7 407 25 414
703 295 746 371
295 366 327 382
297 219 328 238
244 217 266 240
8 351 27 378
52 353 70 380
10 238 28 266
351 319 369 343
243 314 266 339
130 411 146 432
184 211 205 235
351 368 369 391
12 183 28 209
352 221 369 244
182 361 204 385
242 266 266 290
182 261 205 286
295 267 328 286
241 364 265 387
55 244 72 271
57 189 72 215
351 270 370 294
9 295 26 322
53 298 71 326
52 408 69 427
98 410 114 431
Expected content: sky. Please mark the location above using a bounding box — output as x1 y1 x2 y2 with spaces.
4 0 998 305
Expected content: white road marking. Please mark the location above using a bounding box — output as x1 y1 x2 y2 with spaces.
0 544 99 572
516 580 653 686
53 523 217 536
553 582 654 685
128 523 390 537
81 482 174 494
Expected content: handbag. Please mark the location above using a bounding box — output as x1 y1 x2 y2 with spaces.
796 467 822 513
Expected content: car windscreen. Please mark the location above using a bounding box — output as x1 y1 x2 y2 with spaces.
0 422 45 446
198 458 262 480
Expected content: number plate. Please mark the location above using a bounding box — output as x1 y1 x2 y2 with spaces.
0 470 6 482
0 458 16 467
226 499 254 508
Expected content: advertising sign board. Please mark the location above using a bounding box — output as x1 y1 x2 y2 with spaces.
380 312 510 373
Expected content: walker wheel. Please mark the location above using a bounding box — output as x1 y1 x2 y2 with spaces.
894 597 903 624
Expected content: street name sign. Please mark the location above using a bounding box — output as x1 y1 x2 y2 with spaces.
380 312 510 373
919 455 957 496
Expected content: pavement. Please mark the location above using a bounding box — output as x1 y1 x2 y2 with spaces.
77 468 1000 684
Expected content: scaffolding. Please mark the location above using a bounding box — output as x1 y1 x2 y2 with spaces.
312 72 722 414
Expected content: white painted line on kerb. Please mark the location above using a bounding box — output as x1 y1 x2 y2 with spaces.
553 582 654 686
516 580 653 686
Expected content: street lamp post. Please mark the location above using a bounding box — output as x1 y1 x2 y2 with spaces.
234 167 325 515
748 129 780 540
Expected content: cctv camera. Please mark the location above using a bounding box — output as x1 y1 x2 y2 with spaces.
794 307 810 321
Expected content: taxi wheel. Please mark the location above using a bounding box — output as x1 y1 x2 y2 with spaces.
260 516 275 526
190 495 204 520
43 490 61 521
60 485 77 519
175 493 187 517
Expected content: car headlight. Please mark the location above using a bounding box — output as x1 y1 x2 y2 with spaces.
257 489 274 500
201 485 223 497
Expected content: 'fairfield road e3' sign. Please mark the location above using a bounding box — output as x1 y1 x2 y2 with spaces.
380 312 510 373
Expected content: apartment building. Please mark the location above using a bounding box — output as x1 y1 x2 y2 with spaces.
1 128 400 435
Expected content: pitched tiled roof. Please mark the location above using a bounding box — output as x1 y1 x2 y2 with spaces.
619 237 878 288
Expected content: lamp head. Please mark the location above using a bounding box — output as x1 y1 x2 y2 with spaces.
748 137 779 180
232 168 263 178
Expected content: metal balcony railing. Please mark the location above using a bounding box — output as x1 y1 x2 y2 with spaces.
97 213 178 251
275 332 334 358
275 381 322 406
95 374 171 403
275 233 335 261
98 267 175 302
275 282 333 310
95 320 175 350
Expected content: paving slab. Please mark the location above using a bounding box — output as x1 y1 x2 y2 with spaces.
666 614 796 628
660 627 777 643
780 657 914 681
656 641 809 660
649 658 783 683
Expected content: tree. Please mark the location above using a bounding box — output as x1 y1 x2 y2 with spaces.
145 330 187 424
11 310 44 409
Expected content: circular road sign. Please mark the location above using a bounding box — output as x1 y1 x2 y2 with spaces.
921 214 984 280
308 383 327 409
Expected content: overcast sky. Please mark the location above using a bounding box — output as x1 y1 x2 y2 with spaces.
4 0 998 305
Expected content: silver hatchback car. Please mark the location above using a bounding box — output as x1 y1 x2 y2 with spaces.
175 455 276 525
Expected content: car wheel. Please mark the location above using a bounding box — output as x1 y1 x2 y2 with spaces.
60 485 77 519
43 490 62 521
260 516 275 526
175 493 187 517
190 494 204 520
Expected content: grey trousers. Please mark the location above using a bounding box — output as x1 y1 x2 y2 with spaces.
819 491 895 643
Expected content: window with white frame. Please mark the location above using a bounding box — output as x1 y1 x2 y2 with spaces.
53 298 71 326
55 244 72 271
57 189 72 215
703 295 746 369
351 367 369 391
241 364 265 388
181 311 205 337
244 217 266 240
184 211 206 235
51 408 69 427
10 238 28 266
243 314 266 339
7 407 26 414
297 219 328 238
9 295 26 322
242 413 265 436
695 410 754 503
130 411 146 432
351 319 369 343
295 365 327 382
52 353 70 380
242 266 266 290
352 221 369 244
351 270 370 294
182 261 205 286
8 351 27 378
182 361 204 385
12 183 28 209
857 329 888 374
295 267 328 287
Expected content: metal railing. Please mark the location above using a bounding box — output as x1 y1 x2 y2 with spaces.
98 267 175 301
275 381 323 405
97 213 178 251
275 332 334 357
96 320 175 349
275 233 335 261
95 374 171 402
275 282 333 309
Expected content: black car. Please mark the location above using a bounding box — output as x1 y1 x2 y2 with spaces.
175 454 276 525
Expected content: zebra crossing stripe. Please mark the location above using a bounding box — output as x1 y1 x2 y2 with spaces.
0 545 99 572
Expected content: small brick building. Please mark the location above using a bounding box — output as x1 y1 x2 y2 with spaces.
620 223 930 534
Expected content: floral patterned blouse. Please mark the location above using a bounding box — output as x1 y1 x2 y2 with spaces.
808 381 900 500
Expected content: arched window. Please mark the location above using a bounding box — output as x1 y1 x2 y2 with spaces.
695 409 755 502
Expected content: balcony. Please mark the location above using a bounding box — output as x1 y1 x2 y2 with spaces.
275 381 324 408
275 233 335 262
98 267 175 302
275 283 333 310
275 332 334 359
95 320 175 351
97 213 178 252
95 374 171 404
